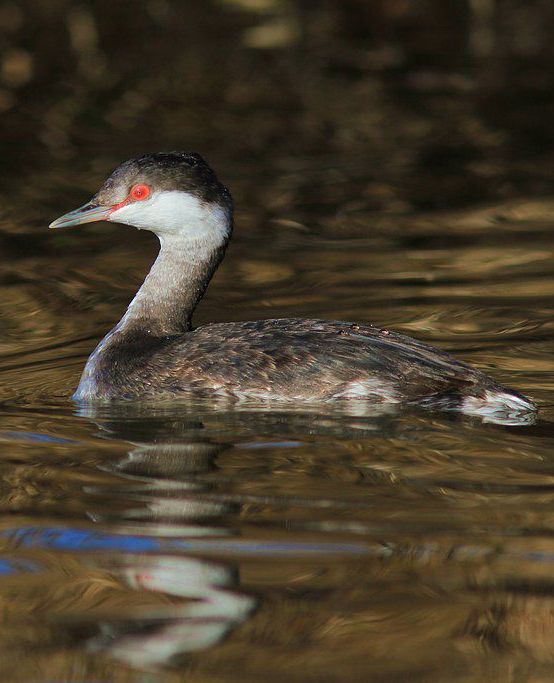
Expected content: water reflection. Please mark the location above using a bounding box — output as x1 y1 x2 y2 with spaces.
3 399 554 679
68 410 252 670
3 2 554 679
0 405 382 672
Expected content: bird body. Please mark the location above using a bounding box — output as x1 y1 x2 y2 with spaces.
74 317 530 417
50 152 536 422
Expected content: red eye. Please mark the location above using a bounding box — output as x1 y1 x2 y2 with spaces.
130 184 151 201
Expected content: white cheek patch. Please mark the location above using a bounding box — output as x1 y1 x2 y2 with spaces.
109 190 230 241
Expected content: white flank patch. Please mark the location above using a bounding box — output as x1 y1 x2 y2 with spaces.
332 379 400 402
110 190 230 241
462 390 537 425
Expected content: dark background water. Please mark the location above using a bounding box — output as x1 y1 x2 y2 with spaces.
2 1 554 681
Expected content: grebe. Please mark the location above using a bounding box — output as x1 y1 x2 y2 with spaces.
50 152 536 421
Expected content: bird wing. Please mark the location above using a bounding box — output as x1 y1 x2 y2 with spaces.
157 318 490 401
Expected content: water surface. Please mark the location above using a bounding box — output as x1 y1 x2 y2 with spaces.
2 204 554 682
2 2 554 681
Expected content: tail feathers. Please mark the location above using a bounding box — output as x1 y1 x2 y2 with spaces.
462 390 537 425
415 388 537 425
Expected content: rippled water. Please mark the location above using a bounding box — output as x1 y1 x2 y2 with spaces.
2 192 554 682
3 2 554 681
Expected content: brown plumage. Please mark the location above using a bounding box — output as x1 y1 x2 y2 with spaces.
82 318 511 401
50 152 536 423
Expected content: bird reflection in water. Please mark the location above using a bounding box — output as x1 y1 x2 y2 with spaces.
80 407 256 669
77 403 382 668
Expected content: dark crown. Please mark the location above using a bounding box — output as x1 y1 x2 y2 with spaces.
93 152 233 212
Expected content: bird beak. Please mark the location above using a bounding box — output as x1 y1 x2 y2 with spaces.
49 201 113 229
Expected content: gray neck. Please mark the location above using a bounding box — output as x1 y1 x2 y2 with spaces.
118 231 229 336
74 201 232 401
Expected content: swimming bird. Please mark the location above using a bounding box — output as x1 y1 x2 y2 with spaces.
50 152 536 421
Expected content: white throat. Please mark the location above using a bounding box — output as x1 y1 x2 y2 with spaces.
104 189 232 337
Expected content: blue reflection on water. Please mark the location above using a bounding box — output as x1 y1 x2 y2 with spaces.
0 557 38 574
5 526 369 556
0 431 78 444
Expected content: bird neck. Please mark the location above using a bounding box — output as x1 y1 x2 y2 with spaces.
117 230 229 336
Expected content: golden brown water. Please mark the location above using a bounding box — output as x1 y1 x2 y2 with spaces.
2 2 554 681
